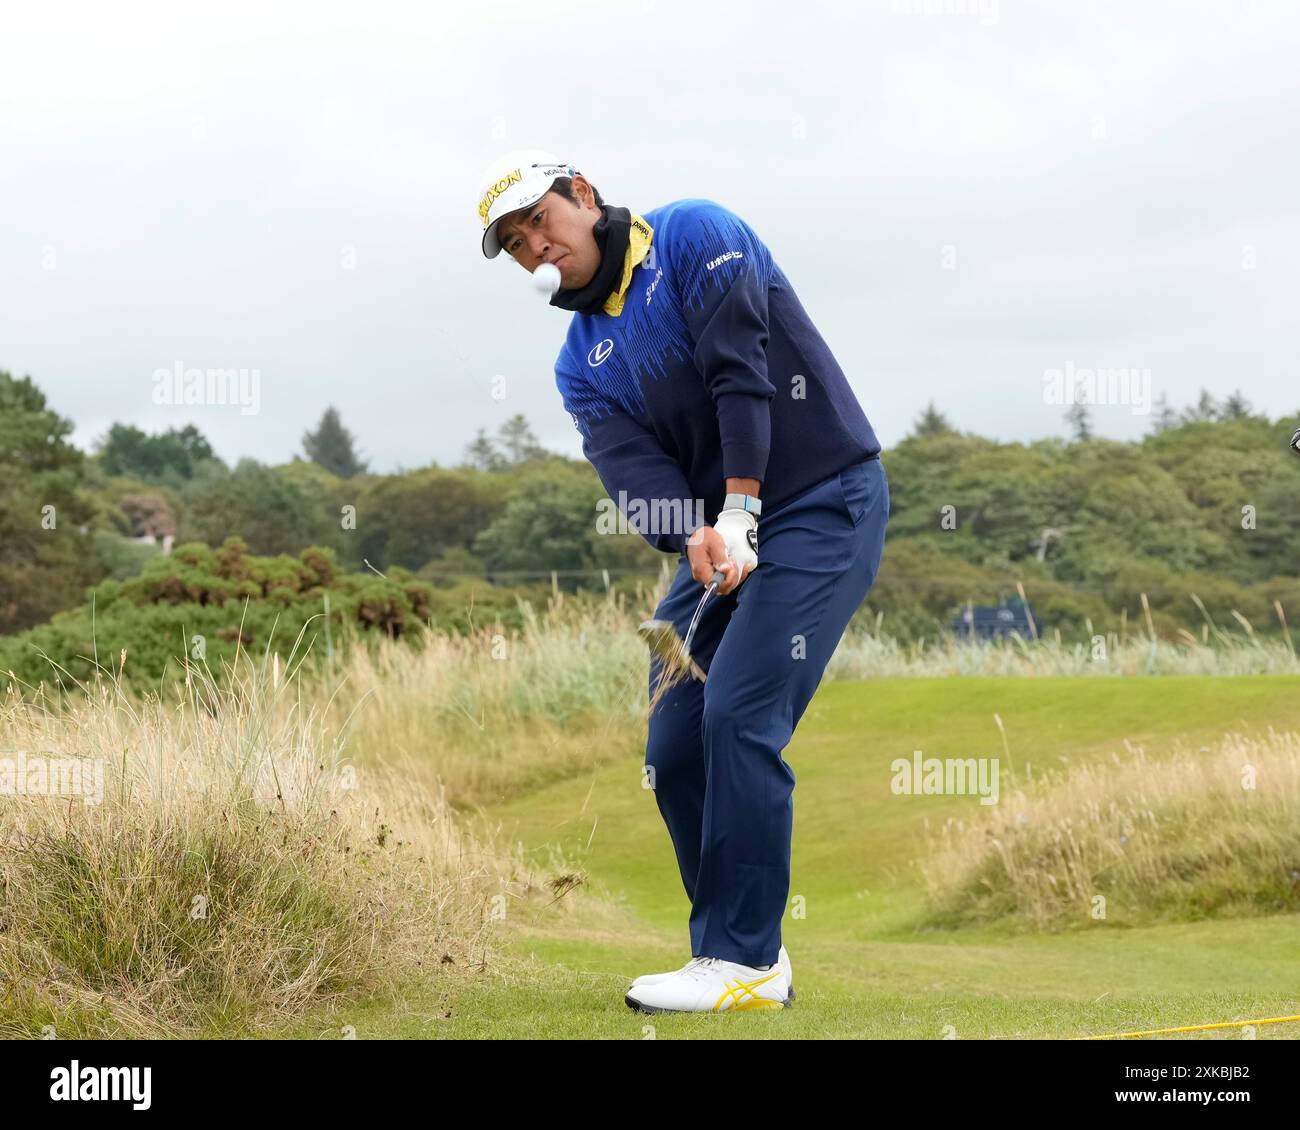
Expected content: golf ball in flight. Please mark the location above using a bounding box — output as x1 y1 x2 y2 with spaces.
533 262 561 297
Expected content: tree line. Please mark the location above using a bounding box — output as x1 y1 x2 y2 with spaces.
2 368 1298 648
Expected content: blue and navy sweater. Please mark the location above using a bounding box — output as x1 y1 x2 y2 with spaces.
555 198 881 554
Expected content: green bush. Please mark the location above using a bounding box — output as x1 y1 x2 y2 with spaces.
0 538 428 689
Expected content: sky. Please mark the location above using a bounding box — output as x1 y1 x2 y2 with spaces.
2 0 1297 473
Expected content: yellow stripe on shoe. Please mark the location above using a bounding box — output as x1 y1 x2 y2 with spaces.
711 971 783 1012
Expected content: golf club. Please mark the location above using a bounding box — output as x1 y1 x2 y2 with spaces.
638 569 726 695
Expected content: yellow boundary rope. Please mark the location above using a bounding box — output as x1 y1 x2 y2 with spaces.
1070 1014 1300 1040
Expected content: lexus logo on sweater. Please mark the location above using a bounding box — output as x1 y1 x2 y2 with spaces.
588 339 614 367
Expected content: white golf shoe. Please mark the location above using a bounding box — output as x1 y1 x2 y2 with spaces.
625 956 790 1014
630 945 795 1001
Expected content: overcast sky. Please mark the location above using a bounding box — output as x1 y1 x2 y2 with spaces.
3 0 1297 473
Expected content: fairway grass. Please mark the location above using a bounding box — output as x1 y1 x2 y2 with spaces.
279 676 1300 1039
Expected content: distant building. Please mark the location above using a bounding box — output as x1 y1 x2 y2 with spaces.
128 531 175 555
951 598 1042 641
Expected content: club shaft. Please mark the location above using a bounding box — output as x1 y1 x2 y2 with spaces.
682 570 726 654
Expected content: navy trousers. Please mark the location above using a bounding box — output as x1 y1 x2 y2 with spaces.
645 454 890 968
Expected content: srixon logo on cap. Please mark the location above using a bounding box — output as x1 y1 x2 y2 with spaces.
479 169 523 225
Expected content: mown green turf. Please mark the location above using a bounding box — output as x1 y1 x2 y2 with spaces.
280 675 1300 1039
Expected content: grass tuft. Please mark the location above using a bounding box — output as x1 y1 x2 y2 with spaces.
919 728 1300 931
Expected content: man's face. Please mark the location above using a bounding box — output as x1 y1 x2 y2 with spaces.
497 175 602 289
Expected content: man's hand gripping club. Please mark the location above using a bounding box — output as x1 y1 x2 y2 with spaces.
686 506 759 596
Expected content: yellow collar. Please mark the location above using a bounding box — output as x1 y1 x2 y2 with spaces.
602 214 653 317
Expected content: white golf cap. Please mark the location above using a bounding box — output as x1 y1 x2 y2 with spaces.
477 148 578 259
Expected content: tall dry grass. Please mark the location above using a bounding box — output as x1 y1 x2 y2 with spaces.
0 644 512 1038
919 729 1300 932
319 590 654 808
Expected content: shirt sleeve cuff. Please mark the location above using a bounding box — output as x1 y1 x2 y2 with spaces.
721 441 770 482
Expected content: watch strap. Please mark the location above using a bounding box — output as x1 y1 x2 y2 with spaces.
722 492 762 517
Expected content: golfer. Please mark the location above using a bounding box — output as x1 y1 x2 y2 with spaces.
477 149 890 1013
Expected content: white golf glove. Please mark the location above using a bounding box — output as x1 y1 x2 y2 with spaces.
714 507 758 586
